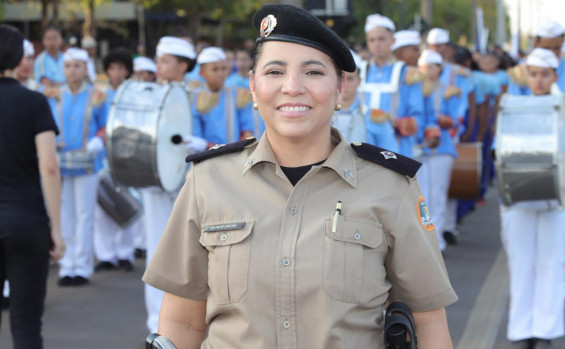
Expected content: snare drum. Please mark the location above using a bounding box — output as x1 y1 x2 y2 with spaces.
496 94 565 206
106 80 192 192
448 142 483 199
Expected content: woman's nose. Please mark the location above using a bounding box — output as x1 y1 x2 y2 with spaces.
281 72 305 96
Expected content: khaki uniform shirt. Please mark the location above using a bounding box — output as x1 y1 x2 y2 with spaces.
143 129 458 349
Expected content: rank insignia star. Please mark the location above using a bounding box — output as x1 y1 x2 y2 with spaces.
380 151 397 160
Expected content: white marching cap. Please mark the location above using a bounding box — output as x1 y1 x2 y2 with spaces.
364 14 395 33
350 49 363 70
526 48 559 69
23 39 34 57
418 49 443 66
427 28 450 45
197 47 227 65
82 36 97 49
535 19 565 39
156 36 196 59
63 48 89 63
134 57 157 73
392 30 421 51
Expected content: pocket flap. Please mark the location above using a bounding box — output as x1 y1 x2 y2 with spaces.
200 221 254 247
325 216 383 248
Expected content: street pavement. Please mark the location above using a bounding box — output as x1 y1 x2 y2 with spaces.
1 186 564 348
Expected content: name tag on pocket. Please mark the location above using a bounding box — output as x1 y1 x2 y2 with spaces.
204 222 246 232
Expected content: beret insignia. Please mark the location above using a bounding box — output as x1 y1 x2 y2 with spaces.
186 138 257 164
260 14 277 39
350 142 421 178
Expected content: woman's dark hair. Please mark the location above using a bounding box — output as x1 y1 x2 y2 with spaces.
0 25 24 72
103 48 134 77
251 41 343 83
173 55 196 73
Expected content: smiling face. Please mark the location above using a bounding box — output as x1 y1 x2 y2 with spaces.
527 65 557 95
249 41 344 142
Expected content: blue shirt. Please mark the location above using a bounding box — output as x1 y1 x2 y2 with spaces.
192 87 254 145
34 51 65 84
423 82 459 158
225 73 250 89
332 94 367 143
48 83 108 176
363 61 425 157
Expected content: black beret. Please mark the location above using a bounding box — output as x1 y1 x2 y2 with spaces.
253 4 356 73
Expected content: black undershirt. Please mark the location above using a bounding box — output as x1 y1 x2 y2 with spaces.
280 160 326 186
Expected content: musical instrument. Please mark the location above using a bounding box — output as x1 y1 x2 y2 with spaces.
448 142 483 199
496 94 565 206
97 171 143 228
58 151 95 173
106 80 192 192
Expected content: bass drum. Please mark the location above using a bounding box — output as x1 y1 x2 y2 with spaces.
496 94 565 206
107 80 192 192
448 142 483 199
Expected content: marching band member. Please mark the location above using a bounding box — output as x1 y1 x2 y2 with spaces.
133 56 157 82
34 25 65 87
363 14 425 158
15 39 38 90
143 35 202 334
82 36 98 83
508 20 564 96
331 50 367 143
93 48 136 272
225 48 253 89
418 50 459 252
47 47 108 287
192 47 255 146
499 47 565 349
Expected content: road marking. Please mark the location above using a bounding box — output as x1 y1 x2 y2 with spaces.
457 249 509 349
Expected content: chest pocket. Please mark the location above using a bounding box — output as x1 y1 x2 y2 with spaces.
200 221 254 304
323 215 385 304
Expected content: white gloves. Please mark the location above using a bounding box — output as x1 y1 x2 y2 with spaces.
85 137 104 155
182 135 208 153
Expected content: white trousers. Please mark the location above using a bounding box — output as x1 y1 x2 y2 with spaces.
59 174 98 278
134 214 146 250
93 204 137 263
444 199 458 233
417 155 454 251
501 202 565 340
142 188 177 333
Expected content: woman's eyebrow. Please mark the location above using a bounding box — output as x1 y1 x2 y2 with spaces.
302 60 326 68
262 60 286 68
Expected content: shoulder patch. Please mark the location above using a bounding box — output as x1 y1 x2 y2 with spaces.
185 138 257 164
507 64 528 87
350 142 421 178
404 66 424 85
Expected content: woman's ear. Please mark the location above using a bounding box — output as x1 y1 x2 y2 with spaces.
336 71 346 104
249 70 257 102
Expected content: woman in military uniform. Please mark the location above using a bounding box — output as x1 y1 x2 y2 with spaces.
143 4 457 348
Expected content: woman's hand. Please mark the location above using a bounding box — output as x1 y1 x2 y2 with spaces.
49 227 65 261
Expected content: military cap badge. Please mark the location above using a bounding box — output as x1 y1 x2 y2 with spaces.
260 14 277 39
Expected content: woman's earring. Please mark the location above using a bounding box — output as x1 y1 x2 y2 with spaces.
335 103 342 111
253 102 259 110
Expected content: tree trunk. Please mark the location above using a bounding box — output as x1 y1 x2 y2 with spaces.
41 0 49 30
215 18 226 47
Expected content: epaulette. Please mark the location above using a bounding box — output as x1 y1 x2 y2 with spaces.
422 78 437 97
444 85 462 99
236 88 253 109
404 66 424 85
457 66 471 77
195 91 220 114
91 88 108 108
350 142 421 178
507 64 528 86
185 138 256 164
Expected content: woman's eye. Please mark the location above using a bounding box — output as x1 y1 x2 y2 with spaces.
266 70 283 75
307 70 324 76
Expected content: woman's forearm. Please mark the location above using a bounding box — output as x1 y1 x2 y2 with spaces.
414 308 453 349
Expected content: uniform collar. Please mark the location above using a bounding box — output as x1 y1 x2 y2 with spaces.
242 128 358 188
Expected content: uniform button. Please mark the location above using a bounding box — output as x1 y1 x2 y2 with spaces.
281 258 291 266
220 234 228 241
289 206 297 214
283 320 291 329
354 232 361 240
